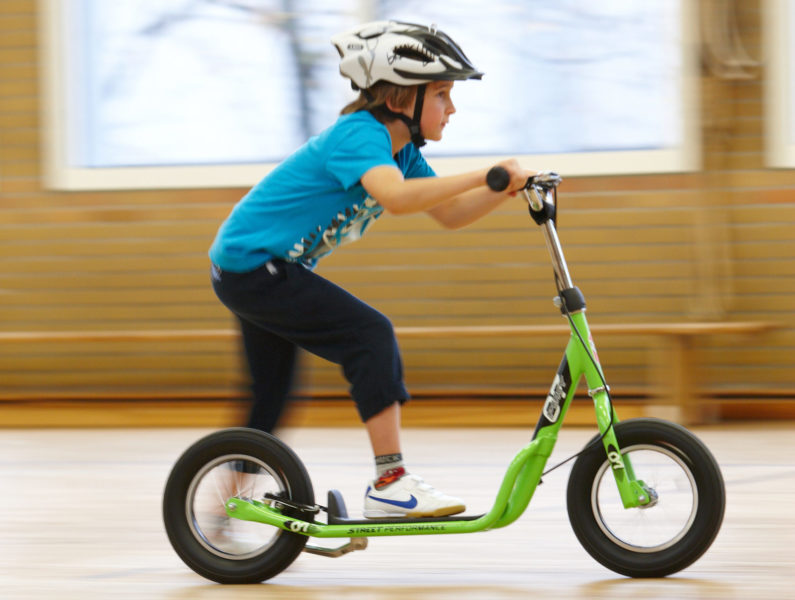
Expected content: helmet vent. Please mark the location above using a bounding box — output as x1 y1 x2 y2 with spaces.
392 43 435 65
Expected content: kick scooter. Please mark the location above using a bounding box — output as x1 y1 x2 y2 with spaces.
163 167 726 583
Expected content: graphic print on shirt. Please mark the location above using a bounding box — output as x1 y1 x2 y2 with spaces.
287 195 384 263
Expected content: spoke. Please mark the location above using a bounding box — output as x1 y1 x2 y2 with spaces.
594 446 697 552
185 455 285 560
212 469 226 506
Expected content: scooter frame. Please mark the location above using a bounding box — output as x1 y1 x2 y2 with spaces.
220 171 654 555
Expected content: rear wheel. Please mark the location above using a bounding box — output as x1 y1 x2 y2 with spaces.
163 428 314 583
567 418 725 577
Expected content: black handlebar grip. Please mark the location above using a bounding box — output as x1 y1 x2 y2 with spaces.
486 166 510 192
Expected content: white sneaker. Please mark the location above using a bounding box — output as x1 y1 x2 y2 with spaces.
363 474 465 518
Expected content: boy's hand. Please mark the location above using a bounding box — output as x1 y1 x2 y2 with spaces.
493 159 537 196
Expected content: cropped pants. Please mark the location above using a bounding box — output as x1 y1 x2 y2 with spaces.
211 259 409 432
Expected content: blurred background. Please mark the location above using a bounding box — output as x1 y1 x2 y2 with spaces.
1 0 793 428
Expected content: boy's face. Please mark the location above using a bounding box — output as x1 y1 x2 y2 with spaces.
419 81 456 142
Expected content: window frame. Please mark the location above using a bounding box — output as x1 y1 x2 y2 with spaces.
38 0 701 190
765 0 795 168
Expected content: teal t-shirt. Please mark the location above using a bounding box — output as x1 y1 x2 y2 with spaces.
209 111 436 272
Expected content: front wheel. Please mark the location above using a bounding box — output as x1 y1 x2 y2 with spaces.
567 418 725 578
163 428 314 584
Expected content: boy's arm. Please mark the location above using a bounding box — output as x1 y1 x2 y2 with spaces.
361 159 531 225
424 187 514 229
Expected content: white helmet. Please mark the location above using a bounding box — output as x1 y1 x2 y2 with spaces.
332 20 483 90
331 21 482 147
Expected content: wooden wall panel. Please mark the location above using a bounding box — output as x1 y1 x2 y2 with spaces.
0 0 793 415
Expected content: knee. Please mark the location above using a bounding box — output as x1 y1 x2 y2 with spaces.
363 312 397 342
356 313 400 364
342 313 404 392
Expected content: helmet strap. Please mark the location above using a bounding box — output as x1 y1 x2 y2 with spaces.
378 84 427 149
408 84 427 148
361 88 375 103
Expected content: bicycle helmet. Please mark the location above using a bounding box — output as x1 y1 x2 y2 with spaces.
332 21 483 147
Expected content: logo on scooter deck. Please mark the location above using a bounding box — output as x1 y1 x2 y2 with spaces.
346 523 448 535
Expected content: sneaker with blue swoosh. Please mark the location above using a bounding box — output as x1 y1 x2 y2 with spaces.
363 473 465 518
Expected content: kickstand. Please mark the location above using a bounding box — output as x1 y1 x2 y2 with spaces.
301 489 368 558
303 537 368 558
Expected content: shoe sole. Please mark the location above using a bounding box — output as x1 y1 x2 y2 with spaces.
363 504 466 519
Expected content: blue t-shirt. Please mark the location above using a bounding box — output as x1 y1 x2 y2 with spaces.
209 111 435 272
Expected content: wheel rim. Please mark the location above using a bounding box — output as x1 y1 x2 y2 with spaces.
590 444 698 552
185 453 289 560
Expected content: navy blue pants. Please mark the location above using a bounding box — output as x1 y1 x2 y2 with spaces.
211 260 409 432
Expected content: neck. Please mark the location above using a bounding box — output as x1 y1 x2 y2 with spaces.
384 118 412 156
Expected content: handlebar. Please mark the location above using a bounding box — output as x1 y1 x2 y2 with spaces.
486 166 562 216
485 166 562 193
485 166 512 192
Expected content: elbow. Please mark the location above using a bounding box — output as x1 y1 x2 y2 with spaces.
379 195 418 217
439 218 464 230
426 204 467 229
383 203 412 217
430 211 466 229
371 191 400 216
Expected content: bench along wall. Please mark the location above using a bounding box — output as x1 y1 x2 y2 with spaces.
1 1 793 421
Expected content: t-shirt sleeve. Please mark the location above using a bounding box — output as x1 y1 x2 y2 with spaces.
396 143 436 180
324 121 397 190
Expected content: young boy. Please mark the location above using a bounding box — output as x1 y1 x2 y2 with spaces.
209 21 533 518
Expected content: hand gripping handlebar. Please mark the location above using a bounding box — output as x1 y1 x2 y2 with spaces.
485 166 562 194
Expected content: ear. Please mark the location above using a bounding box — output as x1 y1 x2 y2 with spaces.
384 95 401 113
385 88 416 115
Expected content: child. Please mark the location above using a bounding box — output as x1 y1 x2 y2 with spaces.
209 20 534 518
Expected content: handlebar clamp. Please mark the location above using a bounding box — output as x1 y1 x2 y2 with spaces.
529 197 556 226
530 171 562 190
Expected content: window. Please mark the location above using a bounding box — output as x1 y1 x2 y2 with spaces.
39 0 699 189
766 0 795 168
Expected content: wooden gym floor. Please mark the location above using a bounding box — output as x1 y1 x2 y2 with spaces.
0 423 793 599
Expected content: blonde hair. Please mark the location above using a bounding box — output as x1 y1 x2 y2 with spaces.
341 81 418 123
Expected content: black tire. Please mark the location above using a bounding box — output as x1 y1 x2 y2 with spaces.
566 418 725 578
163 428 314 584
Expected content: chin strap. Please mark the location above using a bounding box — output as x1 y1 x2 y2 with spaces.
380 84 427 148
407 84 426 148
